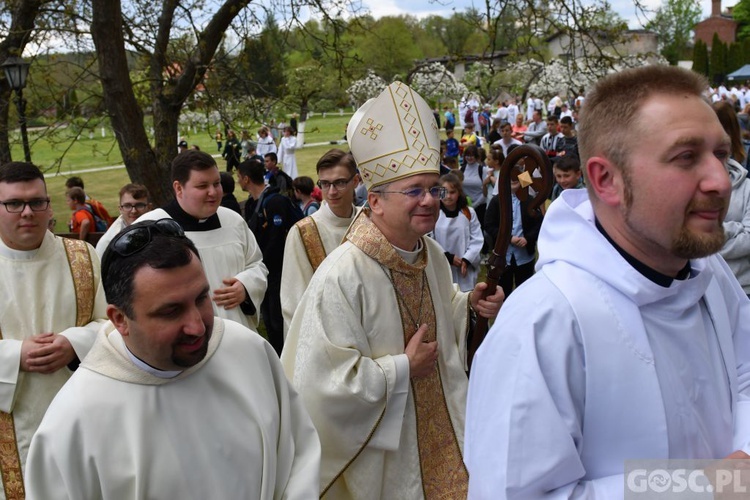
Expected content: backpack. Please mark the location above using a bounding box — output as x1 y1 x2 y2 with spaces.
446 112 456 128
248 191 303 235
88 198 115 225
302 200 320 216
81 204 108 232
478 112 488 128
464 108 474 124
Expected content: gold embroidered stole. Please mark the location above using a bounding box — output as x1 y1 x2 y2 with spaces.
296 217 327 272
0 398 24 500
347 212 468 498
0 237 95 500
62 238 96 327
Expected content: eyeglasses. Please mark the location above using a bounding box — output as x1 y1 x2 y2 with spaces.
0 199 50 213
119 203 148 211
374 186 446 201
317 174 355 191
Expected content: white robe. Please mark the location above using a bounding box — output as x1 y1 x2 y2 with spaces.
0 232 106 499
257 135 277 157
25 319 321 499
278 135 299 179
432 207 483 291
465 189 750 499
282 212 472 499
280 203 358 334
137 207 268 329
94 214 127 257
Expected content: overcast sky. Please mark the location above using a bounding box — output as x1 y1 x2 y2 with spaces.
358 0 715 29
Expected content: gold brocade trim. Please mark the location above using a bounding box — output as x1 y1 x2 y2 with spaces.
0 328 25 500
62 238 96 327
297 217 327 272
347 211 468 498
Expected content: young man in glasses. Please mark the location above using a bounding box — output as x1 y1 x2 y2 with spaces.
280 148 361 335
281 83 504 499
136 150 268 331
0 162 107 497
26 221 320 498
95 183 153 257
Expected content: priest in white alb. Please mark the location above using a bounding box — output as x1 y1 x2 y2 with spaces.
0 162 107 500
281 82 504 499
280 148 360 334
136 150 268 330
26 220 320 499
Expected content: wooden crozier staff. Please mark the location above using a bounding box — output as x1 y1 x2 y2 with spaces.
467 144 553 371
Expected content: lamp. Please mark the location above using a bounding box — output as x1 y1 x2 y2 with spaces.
2 55 32 162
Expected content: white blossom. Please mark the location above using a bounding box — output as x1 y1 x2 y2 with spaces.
346 70 387 107
410 62 468 102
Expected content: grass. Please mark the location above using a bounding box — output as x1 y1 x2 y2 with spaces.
15 113 353 232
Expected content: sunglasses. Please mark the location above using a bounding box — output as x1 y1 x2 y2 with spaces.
102 219 185 276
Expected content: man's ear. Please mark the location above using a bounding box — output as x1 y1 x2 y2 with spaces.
368 192 384 216
107 304 130 338
585 156 623 207
173 180 183 200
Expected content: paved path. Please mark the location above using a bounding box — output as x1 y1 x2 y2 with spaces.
43 140 347 179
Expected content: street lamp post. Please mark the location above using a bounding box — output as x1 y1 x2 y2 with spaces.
2 56 32 162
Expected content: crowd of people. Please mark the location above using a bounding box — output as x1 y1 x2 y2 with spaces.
1 65 750 499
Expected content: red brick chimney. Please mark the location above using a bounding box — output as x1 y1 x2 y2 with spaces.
713 0 721 16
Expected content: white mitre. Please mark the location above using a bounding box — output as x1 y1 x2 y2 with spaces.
347 81 441 190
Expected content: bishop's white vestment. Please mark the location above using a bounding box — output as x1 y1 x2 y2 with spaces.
137 205 268 329
0 232 106 500
26 319 321 499
282 210 473 499
465 189 750 499
280 203 358 333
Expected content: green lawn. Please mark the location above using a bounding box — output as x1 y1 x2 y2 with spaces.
12 113 353 232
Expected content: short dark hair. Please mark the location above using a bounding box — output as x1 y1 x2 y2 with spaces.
65 176 84 189
219 172 235 194
171 150 217 185
547 116 559 124
103 225 200 318
66 187 86 204
292 176 315 196
0 162 46 186
463 145 479 159
264 152 278 164
238 159 266 185
560 116 574 126
119 183 149 201
554 155 581 173
316 148 357 176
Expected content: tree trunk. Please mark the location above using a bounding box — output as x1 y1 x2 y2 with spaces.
90 0 252 206
91 0 172 205
297 120 306 148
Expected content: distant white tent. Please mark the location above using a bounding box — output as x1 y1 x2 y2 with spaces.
727 64 750 81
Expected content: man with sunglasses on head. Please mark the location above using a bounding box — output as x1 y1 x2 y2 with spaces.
280 148 361 335
281 83 504 499
95 183 153 257
0 161 107 498
26 220 321 499
136 150 268 331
